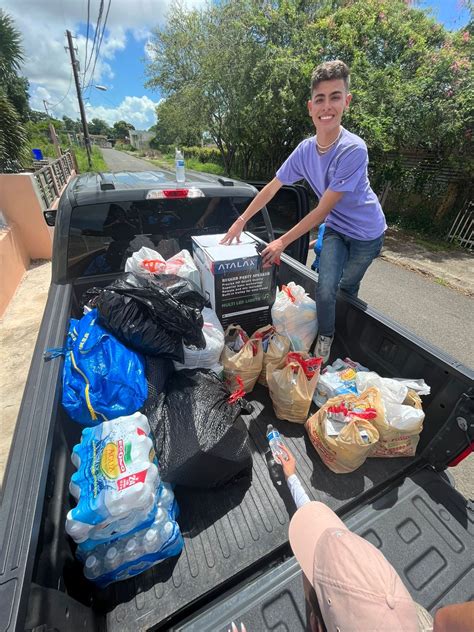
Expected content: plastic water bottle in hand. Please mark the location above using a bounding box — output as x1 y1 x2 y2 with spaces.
266 424 288 461
175 148 185 183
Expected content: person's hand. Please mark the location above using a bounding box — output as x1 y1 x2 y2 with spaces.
261 238 285 266
196 216 206 229
220 219 245 244
275 444 296 479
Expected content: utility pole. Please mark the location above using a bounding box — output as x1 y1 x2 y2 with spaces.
66 29 92 168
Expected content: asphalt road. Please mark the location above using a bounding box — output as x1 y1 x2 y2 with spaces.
101 147 170 172
359 258 474 370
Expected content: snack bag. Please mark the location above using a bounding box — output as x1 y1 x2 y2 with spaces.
268 353 322 423
221 325 263 393
305 388 381 473
253 325 291 386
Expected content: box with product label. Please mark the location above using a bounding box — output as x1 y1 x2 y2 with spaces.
191 233 276 334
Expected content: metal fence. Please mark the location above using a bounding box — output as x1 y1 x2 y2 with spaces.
33 150 76 209
447 201 473 251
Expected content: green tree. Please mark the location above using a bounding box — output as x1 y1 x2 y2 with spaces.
0 9 28 172
146 0 472 180
89 117 112 136
152 90 203 148
111 120 135 140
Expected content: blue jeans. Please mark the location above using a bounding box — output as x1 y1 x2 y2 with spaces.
316 227 384 337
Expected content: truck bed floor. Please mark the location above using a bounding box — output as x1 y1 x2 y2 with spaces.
97 385 415 631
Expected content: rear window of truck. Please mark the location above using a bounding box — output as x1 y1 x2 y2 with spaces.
68 196 264 277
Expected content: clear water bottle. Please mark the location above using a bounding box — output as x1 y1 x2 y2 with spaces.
84 555 102 580
104 546 122 572
144 527 161 554
266 424 286 460
175 148 185 183
124 536 139 562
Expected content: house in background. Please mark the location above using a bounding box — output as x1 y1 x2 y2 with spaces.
129 130 154 150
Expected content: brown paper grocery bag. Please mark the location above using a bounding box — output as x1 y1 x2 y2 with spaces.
268 361 319 423
253 325 291 386
369 389 424 458
305 389 381 473
221 325 263 393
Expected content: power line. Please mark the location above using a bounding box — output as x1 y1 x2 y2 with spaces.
46 71 74 110
85 0 112 94
83 0 104 87
84 0 91 72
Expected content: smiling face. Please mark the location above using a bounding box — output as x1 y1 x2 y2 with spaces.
308 79 352 135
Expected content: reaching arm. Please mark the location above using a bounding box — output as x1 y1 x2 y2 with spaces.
220 177 283 244
261 188 343 265
276 445 311 509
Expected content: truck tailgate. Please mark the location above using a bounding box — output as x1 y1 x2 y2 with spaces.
175 468 474 631
95 385 416 631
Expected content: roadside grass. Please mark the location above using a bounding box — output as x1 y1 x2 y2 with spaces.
75 146 108 172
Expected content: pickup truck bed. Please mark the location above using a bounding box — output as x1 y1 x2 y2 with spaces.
34 385 415 632
9 255 470 632
176 468 474 632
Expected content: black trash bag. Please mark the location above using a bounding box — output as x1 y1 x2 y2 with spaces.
83 273 207 359
141 355 174 408
145 369 253 488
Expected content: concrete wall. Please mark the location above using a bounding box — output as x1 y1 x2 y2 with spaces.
0 226 29 317
0 171 77 317
0 173 54 260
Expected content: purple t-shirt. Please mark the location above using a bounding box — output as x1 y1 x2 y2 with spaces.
276 128 386 240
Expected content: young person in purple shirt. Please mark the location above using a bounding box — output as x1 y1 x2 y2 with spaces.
221 60 386 362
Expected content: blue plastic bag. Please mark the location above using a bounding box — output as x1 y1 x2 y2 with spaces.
59 309 147 425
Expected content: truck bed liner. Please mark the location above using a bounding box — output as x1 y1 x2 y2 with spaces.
176 468 474 631
98 385 415 631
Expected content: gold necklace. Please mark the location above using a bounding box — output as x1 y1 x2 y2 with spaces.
316 127 342 151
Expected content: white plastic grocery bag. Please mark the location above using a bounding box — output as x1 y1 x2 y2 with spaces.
174 307 225 373
271 283 317 352
125 247 201 287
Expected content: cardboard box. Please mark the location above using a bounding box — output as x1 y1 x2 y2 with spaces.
192 233 276 334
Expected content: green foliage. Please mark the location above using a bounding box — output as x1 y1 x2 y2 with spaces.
111 120 135 140
0 9 24 83
114 141 134 151
89 118 112 136
145 0 473 232
75 146 108 173
186 157 225 175
0 10 29 172
25 118 69 160
0 93 28 172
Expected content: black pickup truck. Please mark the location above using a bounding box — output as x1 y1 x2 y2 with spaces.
1 170 473 632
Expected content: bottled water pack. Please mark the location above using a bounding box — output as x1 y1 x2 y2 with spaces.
66 412 160 543
81 482 183 587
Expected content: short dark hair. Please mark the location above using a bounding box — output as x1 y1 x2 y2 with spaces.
311 60 350 93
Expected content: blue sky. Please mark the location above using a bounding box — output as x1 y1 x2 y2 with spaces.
2 0 470 130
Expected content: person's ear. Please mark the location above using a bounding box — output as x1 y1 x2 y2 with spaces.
308 99 313 116
345 93 352 109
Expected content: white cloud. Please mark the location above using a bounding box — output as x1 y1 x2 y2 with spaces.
85 95 159 130
2 0 205 124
